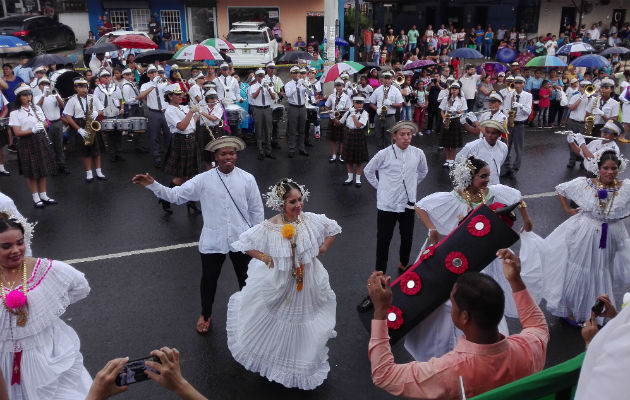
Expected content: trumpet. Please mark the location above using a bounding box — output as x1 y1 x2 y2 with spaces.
584 84 596 97
395 75 405 86
327 109 348 119
507 82 515 92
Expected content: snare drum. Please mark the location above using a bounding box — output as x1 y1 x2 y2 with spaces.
129 117 148 133
271 104 285 122
225 104 242 124
116 118 132 131
101 118 117 132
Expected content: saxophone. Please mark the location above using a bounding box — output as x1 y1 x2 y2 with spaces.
84 95 102 147
584 95 600 136
507 83 516 129
379 86 390 120
444 97 454 130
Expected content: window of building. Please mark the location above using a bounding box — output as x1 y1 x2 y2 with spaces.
161 10 182 40
108 9 129 30
227 7 279 30
131 9 150 32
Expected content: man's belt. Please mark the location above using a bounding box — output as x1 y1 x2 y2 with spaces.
250 105 270 109
148 108 164 113
288 103 304 108
514 120 528 125
570 118 584 123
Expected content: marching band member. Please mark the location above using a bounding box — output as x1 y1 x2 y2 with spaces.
566 80 591 168
464 91 507 139
9 83 57 207
247 69 276 161
29 66 46 98
341 72 354 97
456 119 509 185
369 71 403 149
214 62 242 104
160 84 201 215
121 68 149 154
0 90 10 176
567 119 621 166
304 67 321 145
198 89 224 169
501 76 532 177
586 78 619 138
139 65 169 168
499 75 515 103
340 95 369 187
188 73 205 105
34 77 67 174
265 62 283 149
357 75 374 126
284 65 308 158
620 81 630 143
169 64 189 105
62 77 106 183
93 69 124 162
439 81 467 167
324 79 352 163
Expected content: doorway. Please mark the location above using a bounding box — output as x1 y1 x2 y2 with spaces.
187 7 217 42
560 7 577 32
307 15 324 44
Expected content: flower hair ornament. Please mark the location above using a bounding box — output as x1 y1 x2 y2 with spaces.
0 210 35 249
263 178 310 211
584 149 628 177
449 156 476 191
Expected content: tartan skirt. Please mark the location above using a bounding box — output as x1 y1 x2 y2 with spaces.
164 133 199 177
17 133 55 179
342 127 369 164
327 120 344 142
440 120 463 148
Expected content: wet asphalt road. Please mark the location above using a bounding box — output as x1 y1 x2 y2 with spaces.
1 125 629 400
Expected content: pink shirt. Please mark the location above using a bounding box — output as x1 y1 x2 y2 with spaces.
369 289 549 400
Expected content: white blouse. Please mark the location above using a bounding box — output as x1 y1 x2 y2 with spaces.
556 177 630 221
165 104 196 134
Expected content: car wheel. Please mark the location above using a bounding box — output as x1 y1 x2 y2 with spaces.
32 41 45 55
66 34 76 50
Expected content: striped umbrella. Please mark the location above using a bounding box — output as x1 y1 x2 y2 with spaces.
173 44 223 61
557 42 595 56
0 36 32 54
320 61 365 83
569 54 610 68
525 55 568 68
200 38 234 50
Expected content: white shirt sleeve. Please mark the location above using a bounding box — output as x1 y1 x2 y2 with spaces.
363 150 383 189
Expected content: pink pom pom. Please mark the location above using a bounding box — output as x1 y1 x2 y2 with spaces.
5 290 26 309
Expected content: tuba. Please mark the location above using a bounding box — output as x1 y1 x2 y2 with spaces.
84 95 101 147
507 83 516 129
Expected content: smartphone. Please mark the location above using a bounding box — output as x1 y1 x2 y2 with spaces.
591 300 605 316
115 355 160 386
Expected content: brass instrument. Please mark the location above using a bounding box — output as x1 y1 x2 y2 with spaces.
443 97 455 130
395 75 405 86
507 83 516 129
584 85 596 97
584 94 600 136
84 95 101 147
379 86 391 120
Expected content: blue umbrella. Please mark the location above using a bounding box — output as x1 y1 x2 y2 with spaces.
335 37 349 46
557 42 595 56
448 47 483 59
570 54 610 68
496 48 517 63
0 36 32 54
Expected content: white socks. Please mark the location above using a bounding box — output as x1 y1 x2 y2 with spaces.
330 154 337 160
32 193 41 203
345 173 353 183
0 164 6 172
356 174 361 183
95 168 105 178
86 170 93 180
39 192 50 201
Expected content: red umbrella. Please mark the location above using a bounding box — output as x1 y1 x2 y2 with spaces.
112 35 158 49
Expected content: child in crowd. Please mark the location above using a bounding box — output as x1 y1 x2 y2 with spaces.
372 40 380 66
413 80 427 134
537 80 551 128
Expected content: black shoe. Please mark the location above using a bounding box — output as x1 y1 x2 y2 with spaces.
566 162 575 168
158 199 173 214
135 148 149 154
7 144 16 153
58 166 70 175
116 155 126 161
265 153 276 159
86 177 94 183
257 153 265 160
299 150 309 157
33 201 45 208
271 142 281 150
0 170 9 176
343 180 353 185
42 198 57 205
96 175 107 181
355 182 362 187
187 201 201 214
329 156 336 163
305 141 314 147
288 152 295 158
338 156 344 163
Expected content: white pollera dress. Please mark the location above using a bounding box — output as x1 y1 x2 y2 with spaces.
0 258 92 400
227 212 340 390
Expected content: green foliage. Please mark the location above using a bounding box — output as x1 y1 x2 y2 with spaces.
344 7 370 39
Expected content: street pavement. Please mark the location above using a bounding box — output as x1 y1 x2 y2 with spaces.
1 126 629 399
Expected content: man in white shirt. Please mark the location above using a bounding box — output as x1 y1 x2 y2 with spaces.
464 91 507 140
93 69 125 162
265 62 284 149
460 64 482 111
545 36 558 56
34 77 67 174
364 120 428 273
121 68 148 154
566 80 590 168
29 66 46 98
214 62 241 104
369 71 403 149
89 53 110 77
456 120 508 185
248 69 277 160
188 73 205 105
139 65 170 167
501 76 532 177
588 24 600 40
284 65 309 157
132 136 264 334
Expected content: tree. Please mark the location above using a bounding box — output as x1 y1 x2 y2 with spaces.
344 7 370 42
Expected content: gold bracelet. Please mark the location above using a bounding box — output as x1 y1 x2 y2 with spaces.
518 200 527 209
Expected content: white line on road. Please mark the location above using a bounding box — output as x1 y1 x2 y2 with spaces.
64 190 559 265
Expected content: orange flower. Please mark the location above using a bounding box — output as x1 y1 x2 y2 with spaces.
281 224 295 239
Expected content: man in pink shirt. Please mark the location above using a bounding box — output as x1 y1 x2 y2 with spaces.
367 249 549 399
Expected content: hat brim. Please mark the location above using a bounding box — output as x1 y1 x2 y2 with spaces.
205 136 246 152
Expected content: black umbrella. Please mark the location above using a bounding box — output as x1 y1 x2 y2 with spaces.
134 49 175 64
278 51 314 63
25 54 71 68
599 46 630 56
83 43 118 54
360 62 381 71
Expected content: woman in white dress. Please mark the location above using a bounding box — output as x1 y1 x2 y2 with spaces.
525 150 630 325
226 178 340 390
404 156 533 361
0 211 92 399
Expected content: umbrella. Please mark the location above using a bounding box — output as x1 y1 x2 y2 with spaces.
84 43 118 54
112 34 157 50
25 54 71 68
557 42 595 56
477 62 508 75
448 48 484 59
173 44 222 61
134 49 174 64
599 46 630 56
570 54 610 68
320 61 365 83
402 59 436 70
360 62 380 71
515 52 534 66
0 36 32 54
335 37 349 46
525 55 568 67
201 38 234 50
278 51 314 63
496 48 517 63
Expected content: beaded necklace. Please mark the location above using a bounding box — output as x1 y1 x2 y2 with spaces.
462 188 487 211
594 178 620 216
281 213 304 291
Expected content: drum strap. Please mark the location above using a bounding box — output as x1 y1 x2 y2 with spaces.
216 169 252 228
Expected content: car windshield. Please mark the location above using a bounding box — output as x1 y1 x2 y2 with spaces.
227 31 266 44
0 17 25 27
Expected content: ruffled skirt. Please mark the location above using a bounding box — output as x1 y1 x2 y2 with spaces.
226 257 336 390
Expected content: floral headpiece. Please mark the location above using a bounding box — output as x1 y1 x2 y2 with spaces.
0 210 36 249
449 157 476 191
263 178 310 211
584 149 628 177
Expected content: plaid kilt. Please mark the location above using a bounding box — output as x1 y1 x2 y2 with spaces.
164 133 199 177
327 119 344 142
17 133 55 179
197 123 225 162
440 120 463 148
0 126 8 147
342 127 369 164
73 118 104 157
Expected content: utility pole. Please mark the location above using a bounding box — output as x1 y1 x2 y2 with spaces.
353 0 359 61
324 0 338 63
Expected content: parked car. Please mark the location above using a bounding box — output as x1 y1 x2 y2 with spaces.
0 15 76 54
226 22 278 66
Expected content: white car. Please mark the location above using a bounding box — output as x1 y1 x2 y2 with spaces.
226 22 278 66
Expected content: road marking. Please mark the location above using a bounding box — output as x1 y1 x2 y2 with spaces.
64 190 558 265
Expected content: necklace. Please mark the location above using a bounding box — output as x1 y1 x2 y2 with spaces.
594 178 620 216
281 213 304 291
281 213 302 224
0 261 28 327
462 188 487 210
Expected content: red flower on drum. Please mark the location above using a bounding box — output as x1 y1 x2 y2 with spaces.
386 305 404 330
400 271 422 295
419 245 436 261
445 252 469 275
467 215 491 237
